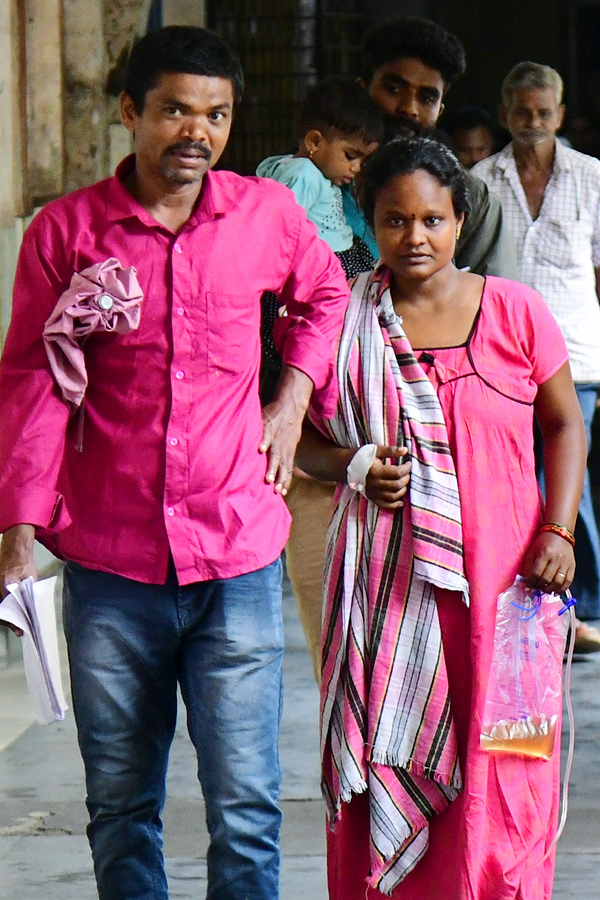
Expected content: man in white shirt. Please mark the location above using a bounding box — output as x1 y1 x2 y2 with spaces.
473 62 600 641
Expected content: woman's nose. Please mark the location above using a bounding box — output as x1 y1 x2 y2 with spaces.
405 221 425 244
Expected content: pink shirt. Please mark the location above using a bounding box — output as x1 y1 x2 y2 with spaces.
0 157 349 585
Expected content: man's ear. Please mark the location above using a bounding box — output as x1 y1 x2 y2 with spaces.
439 102 445 118
557 104 566 130
120 92 138 134
498 104 508 129
356 77 367 90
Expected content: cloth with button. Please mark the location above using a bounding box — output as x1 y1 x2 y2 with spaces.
43 257 143 410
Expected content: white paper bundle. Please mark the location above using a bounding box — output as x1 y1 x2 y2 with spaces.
1 576 68 725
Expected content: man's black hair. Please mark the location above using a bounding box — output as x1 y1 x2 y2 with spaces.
296 77 384 146
446 104 496 135
124 26 244 113
362 17 466 88
360 137 471 227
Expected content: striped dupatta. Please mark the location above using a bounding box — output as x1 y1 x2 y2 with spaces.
318 268 470 894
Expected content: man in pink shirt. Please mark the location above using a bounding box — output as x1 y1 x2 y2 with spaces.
0 26 349 900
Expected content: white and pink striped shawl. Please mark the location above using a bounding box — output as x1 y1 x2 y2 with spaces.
317 267 470 894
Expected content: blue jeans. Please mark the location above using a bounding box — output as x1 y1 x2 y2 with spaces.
63 558 284 900
537 383 600 618
571 384 600 618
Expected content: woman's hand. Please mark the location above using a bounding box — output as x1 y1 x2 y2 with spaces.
521 530 575 595
365 446 411 510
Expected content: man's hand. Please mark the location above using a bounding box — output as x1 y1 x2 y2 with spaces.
260 366 314 496
0 524 37 636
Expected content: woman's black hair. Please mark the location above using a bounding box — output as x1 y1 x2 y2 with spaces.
360 138 471 227
296 77 384 146
362 17 466 89
124 26 244 113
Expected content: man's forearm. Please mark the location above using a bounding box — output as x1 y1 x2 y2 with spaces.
270 365 313 417
0 524 37 596
260 366 315 494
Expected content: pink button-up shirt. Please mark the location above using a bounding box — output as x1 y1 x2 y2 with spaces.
0 157 349 584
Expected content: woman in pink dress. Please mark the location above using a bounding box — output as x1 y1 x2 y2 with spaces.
297 138 587 900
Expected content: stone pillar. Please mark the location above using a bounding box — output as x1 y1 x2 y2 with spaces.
104 0 153 70
23 0 64 204
104 0 153 172
0 1 23 227
0 1 25 343
62 0 107 191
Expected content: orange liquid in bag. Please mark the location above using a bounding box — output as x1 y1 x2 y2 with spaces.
480 714 557 760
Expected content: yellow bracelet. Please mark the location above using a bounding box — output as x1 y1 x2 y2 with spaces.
540 522 576 547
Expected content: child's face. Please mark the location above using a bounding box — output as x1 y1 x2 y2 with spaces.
313 135 379 187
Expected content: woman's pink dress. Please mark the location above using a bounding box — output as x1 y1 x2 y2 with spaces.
327 277 569 900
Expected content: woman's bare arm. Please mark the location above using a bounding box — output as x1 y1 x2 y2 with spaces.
522 363 586 592
295 419 411 509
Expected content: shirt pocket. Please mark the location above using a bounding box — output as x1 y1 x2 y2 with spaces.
537 216 593 270
206 291 260 377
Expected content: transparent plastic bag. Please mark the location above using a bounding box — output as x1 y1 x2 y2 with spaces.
480 576 570 760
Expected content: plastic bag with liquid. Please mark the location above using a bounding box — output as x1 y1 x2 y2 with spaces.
480 576 570 760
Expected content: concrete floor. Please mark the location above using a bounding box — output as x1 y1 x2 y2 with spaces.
0 566 598 899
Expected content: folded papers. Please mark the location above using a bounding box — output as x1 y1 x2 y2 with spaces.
1 576 68 725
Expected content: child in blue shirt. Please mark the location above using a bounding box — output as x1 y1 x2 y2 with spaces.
257 76 383 277
257 78 383 396
256 80 383 683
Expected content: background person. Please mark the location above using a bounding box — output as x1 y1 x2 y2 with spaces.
0 26 349 900
473 62 600 646
257 76 382 277
343 16 518 279
257 76 383 679
284 14 519 684
445 103 504 169
298 138 586 899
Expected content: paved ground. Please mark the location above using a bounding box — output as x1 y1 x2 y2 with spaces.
0 563 598 899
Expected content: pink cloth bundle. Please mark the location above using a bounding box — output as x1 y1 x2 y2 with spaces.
43 257 143 410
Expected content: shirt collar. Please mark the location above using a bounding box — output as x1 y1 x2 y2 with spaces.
105 155 239 228
494 138 570 176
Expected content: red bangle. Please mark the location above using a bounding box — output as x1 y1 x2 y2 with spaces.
540 522 576 547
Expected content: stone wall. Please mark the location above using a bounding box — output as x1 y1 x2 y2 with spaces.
0 0 169 339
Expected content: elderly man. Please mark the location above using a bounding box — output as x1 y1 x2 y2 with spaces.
473 62 600 646
0 26 349 900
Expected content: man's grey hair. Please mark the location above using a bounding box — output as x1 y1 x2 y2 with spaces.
501 62 563 107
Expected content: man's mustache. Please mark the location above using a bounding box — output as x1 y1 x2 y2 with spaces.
383 115 424 142
518 129 549 139
166 141 212 161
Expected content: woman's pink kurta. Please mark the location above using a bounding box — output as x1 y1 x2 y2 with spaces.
327 277 569 900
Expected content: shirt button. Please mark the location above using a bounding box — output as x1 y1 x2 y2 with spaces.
169 437 178 446
174 243 182 253
176 307 185 316
167 507 175 516
175 370 184 380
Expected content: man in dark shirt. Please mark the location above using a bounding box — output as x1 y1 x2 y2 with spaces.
344 16 518 278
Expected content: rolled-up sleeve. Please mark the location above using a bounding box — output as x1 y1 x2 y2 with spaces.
0 212 72 535
273 208 349 416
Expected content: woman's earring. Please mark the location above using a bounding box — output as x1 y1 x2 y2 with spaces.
309 148 314 159
456 227 462 241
